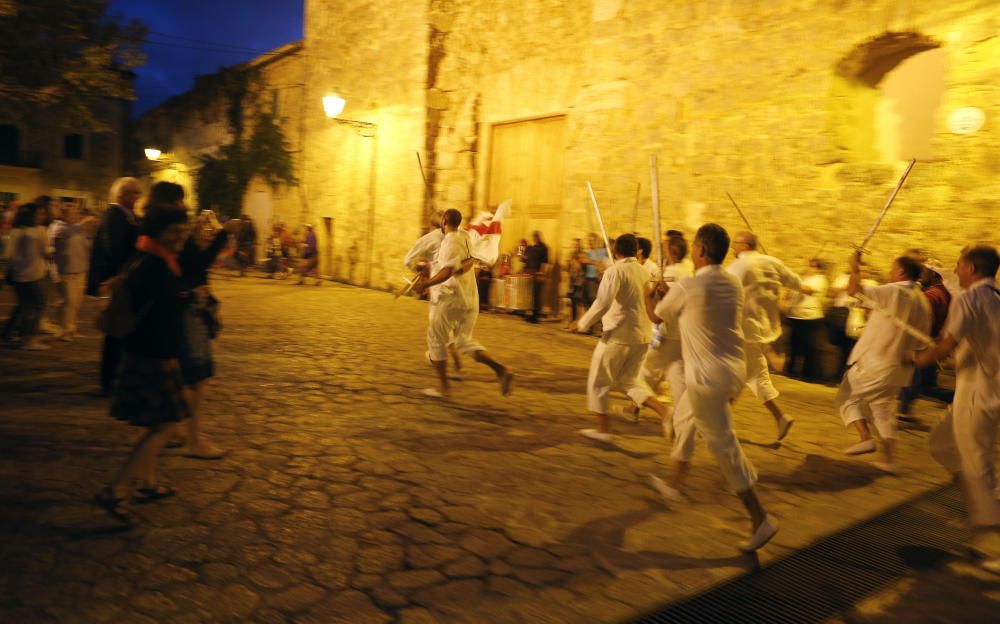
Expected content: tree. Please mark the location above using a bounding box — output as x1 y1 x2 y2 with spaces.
0 0 146 131
193 67 297 219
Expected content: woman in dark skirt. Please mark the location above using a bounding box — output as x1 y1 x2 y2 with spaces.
96 202 190 521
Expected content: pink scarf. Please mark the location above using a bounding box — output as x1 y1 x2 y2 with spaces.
136 235 182 277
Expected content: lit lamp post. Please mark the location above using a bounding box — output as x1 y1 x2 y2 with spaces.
323 94 378 287
144 147 184 185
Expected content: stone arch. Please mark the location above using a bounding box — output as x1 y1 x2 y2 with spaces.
830 32 945 162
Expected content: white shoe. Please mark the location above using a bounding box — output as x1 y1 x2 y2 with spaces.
421 388 445 399
650 475 685 504
777 417 794 441
499 371 514 396
872 461 899 475
183 443 225 460
740 516 779 552
843 439 876 455
579 428 613 443
981 558 1000 576
22 342 51 351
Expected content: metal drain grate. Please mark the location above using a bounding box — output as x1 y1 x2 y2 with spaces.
633 485 968 624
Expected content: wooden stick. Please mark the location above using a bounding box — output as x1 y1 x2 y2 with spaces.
855 158 916 254
586 181 614 261
650 156 663 276
631 182 640 233
726 191 768 256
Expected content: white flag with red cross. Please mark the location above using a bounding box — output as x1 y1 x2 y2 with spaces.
463 199 511 265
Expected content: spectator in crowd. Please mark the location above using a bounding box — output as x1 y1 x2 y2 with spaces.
784 258 830 381
636 237 660 281
897 259 954 423
88 177 143 396
265 223 289 278
581 233 609 335
563 238 587 328
524 230 549 323
2 203 49 349
235 214 257 277
297 223 321 285
95 201 191 523
52 202 97 341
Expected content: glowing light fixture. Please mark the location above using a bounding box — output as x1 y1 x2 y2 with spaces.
144 148 162 161
322 95 346 118
948 107 985 135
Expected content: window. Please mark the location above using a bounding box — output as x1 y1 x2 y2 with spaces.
0 124 19 165
63 134 84 160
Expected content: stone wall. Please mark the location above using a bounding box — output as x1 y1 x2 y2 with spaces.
302 0 998 289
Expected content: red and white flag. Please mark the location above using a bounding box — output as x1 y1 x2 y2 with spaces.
464 199 511 265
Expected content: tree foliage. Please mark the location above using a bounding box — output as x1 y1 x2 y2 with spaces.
0 0 146 131
193 67 297 219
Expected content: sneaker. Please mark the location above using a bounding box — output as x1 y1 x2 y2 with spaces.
184 443 225 460
579 428 613 443
22 342 51 351
872 461 899 475
843 439 876 455
499 371 514 396
39 323 60 336
740 516 779 552
650 475 685 504
777 417 795 441
421 388 445 399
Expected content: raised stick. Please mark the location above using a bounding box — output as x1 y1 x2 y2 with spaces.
726 191 768 256
631 182 641 233
650 156 663 275
855 158 916 254
587 181 614 262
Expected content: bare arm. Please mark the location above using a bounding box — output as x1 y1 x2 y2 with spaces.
911 333 957 368
644 281 668 324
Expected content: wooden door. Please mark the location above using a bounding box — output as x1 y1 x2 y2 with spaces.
487 115 566 266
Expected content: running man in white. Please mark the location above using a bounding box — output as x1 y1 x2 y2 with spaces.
646 223 777 552
837 252 931 472
403 210 463 377
726 232 799 441
413 209 513 399
912 246 1000 572
568 234 672 441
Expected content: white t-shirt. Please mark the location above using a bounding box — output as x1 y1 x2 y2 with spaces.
430 230 477 310
848 281 931 386
786 274 829 320
945 278 1000 412
6 226 47 283
727 250 802 344
643 259 660 281
655 264 746 393
578 257 652 345
404 228 443 271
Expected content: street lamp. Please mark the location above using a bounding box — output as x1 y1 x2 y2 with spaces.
144 147 162 161
321 94 378 286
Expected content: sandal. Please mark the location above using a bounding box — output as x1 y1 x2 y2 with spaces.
94 487 135 523
134 484 177 503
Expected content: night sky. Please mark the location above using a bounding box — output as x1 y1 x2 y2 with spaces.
109 0 304 116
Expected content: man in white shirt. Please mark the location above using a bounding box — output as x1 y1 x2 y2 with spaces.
836 253 931 472
414 209 513 399
647 223 777 552
568 234 672 441
913 245 1000 571
403 211 464 377
726 232 800 441
621 234 693 441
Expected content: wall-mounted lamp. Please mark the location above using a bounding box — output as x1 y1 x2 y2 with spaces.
144 148 162 161
322 94 346 118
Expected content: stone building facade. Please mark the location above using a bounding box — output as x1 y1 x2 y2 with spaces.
0 97 130 212
302 0 997 290
136 42 306 261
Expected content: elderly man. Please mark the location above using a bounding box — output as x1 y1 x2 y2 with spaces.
87 177 142 396
837 253 930 472
414 209 513 399
647 223 777 552
726 231 799 441
913 246 1000 572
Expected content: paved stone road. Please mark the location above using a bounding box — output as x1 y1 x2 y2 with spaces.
0 275 983 622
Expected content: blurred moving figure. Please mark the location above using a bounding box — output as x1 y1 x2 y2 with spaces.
2 203 49 349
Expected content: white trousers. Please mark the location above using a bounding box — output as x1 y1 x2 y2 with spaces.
683 381 758 492
744 342 779 403
836 362 900 440
587 341 652 413
427 302 483 361
929 387 1000 528
641 339 695 461
59 272 85 335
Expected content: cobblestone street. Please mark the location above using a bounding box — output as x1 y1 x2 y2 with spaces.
0 275 993 623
